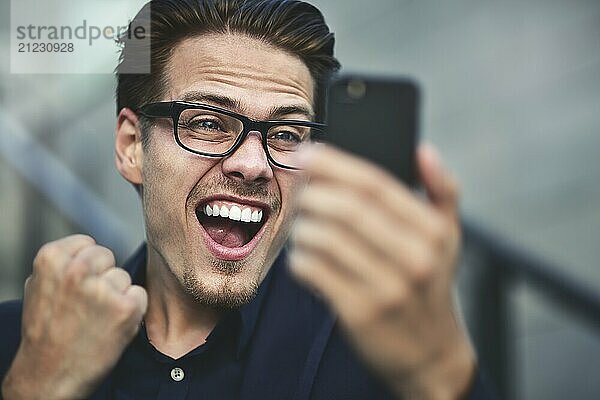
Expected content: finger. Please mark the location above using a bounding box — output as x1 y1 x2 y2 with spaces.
125 285 148 316
53 234 97 257
288 247 369 320
100 268 132 293
417 144 460 221
302 143 398 192
32 235 96 276
297 182 431 268
301 144 436 231
293 215 395 288
70 245 116 276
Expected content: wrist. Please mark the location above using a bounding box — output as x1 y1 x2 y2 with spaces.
2 362 46 400
390 335 476 400
2 346 83 400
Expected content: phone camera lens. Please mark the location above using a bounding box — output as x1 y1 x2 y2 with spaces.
346 79 367 99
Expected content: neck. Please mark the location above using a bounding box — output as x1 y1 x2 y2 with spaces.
144 247 222 359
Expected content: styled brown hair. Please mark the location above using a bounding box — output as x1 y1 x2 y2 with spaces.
116 0 340 123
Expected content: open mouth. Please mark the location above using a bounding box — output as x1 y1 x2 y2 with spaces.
195 198 269 260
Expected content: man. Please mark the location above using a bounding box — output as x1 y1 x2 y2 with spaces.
0 0 492 399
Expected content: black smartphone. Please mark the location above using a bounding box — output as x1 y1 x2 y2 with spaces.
324 74 419 187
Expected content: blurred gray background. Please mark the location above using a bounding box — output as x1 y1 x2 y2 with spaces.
1 0 599 398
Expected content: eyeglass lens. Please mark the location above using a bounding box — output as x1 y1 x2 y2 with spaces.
177 108 322 168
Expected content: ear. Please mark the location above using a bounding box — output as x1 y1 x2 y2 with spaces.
115 108 144 185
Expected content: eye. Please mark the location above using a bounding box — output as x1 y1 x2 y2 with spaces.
185 118 224 132
270 129 302 143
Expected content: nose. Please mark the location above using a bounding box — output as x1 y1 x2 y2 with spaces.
221 131 274 184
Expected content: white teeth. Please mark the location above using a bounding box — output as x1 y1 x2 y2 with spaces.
202 202 265 223
219 206 229 218
241 208 252 222
229 206 241 221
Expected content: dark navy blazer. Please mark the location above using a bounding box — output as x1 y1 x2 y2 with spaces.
0 244 493 399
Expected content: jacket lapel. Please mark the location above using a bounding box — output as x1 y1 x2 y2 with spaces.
239 253 335 400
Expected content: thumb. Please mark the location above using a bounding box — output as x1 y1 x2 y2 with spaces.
417 143 460 221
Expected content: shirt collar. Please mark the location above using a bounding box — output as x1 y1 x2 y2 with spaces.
122 243 281 360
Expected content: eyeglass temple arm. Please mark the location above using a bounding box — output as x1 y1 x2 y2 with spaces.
136 102 173 118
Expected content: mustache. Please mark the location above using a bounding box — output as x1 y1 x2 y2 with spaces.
187 175 281 213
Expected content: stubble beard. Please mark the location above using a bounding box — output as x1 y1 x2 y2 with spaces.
182 257 261 310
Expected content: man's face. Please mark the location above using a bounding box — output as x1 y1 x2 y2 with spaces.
139 33 314 307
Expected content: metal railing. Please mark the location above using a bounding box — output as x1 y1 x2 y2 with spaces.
462 217 600 399
0 108 135 257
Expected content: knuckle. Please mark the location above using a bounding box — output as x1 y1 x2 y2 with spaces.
112 268 133 288
307 185 362 223
22 322 44 343
77 245 116 275
364 165 391 192
304 222 331 249
373 284 409 315
119 268 133 284
101 247 117 266
114 298 138 323
69 234 96 245
345 305 375 328
91 244 115 261
63 260 89 288
307 223 349 263
292 219 311 243
121 298 138 316
33 243 60 273
289 261 311 284
429 217 450 249
409 256 435 286
379 180 398 200
294 220 327 249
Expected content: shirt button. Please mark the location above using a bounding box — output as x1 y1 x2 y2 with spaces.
170 367 185 382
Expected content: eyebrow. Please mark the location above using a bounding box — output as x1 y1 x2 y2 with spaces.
178 90 315 121
267 105 314 121
180 91 242 110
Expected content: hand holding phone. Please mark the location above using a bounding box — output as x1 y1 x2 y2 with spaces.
292 75 472 400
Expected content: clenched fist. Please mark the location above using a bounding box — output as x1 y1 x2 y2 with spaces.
2 235 147 400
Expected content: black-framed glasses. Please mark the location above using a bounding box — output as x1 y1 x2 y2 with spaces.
137 101 326 170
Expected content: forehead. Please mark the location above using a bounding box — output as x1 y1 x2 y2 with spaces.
164 33 315 119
